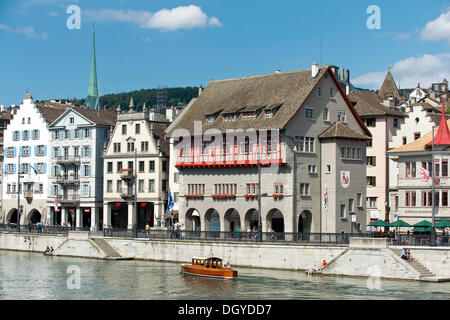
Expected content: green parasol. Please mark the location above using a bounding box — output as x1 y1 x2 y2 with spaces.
368 220 390 227
389 220 411 227
435 220 450 228
412 220 432 228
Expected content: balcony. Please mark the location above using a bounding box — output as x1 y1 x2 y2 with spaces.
175 143 282 168
120 168 135 180
56 174 80 184
24 192 33 199
56 156 81 165
58 194 80 204
120 190 134 200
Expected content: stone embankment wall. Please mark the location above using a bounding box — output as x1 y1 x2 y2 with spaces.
2 232 450 281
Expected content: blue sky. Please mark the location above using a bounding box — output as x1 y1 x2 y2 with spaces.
1 0 450 106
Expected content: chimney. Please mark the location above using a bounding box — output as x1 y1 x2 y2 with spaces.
311 62 319 78
275 70 281 74
198 85 203 97
345 69 350 95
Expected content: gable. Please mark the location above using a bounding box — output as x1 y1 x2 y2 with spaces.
50 109 94 128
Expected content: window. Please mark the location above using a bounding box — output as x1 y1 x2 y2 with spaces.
308 164 317 173
367 197 378 208
266 111 273 119
83 128 90 138
113 143 121 153
174 192 179 203
300 183 310 196
149 161 155 172
162 179 168 192
435 160 441 177
367 176 376 186
405 162 416 178
74 146 79 157
127 142 135 152
74 129 79 139
367 156 376 166
138 180 144 192
341 147 362 160
122 124 127 135
330 88 334 98
443 160 448 177
206 115 215 123
323 108 329 121
148 180 155 192
139 161 145 172
174 172 180 183
117 161 123 173
32 130 39 140
349 199 354 213
22 118 25 124
141 141 149 152
13 131 19 141
443 191 448 207
107 162 113 173
405 191 416 207
305 108 314 119
326 165 331 173
107 180 113 192
340 204 346 218
337 111 346 123
414 132 420 140
36 145 45 156
393 118 399 128
135 123 140 134
402 137 407 145
22 130 29 140
162 160 168 172
318 87 322 97
422 191 432 207
297 137 315 153
64 130 69 139
364 118 376 127
223 113 237 122
357 193 362 207
69 117 74 124
116 180 122 193
21 146 30 157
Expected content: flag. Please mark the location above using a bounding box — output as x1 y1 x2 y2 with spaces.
323 184 328 212
419 165 429 182
166 189 174 212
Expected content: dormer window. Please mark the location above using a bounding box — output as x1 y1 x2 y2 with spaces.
223 113 237 122
206 115 215 123
266 111 273 119
337 111 346 123
242 112 256 120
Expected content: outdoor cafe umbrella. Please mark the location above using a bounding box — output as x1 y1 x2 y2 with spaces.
389 220 411 228
412 220 432 228
368 220 390 227
435 220 450 228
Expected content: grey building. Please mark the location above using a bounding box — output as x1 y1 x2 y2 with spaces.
166 64 371 235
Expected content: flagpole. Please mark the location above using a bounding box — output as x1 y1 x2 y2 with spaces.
431 125 436 246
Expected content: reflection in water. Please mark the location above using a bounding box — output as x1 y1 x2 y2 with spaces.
1 250 450 300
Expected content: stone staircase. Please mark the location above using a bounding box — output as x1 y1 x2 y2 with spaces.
390 248 436 280
90 238 126 260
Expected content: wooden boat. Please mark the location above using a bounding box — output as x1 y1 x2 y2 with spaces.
181 257 237 279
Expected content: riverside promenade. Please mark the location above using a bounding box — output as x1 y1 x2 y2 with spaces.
0 228 450 282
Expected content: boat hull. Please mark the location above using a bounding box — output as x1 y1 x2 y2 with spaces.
181 264 237 279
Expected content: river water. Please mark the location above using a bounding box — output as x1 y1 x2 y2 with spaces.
1 250 450 300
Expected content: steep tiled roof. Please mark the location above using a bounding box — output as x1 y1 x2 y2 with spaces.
70 107 117 126
378 71 401 100
146 121 170 155
36 102 69 124
167 66 370 137
318 121 371 141
349 89 405 117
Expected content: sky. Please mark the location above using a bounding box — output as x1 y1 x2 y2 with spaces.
2 0 450 106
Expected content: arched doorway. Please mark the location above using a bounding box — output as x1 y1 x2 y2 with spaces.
28 209 41 224
7 208 18 224
298 210 312 234
244 209 259 230
266 209 284 232
185 208 201 231
224 208 240 232
205 208 220 232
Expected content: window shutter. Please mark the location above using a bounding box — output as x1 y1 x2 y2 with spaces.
37 130 40 140
19 146 23 156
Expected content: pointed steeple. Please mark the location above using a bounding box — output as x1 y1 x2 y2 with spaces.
129 97 135 113
427 99 450 146
378 69 401 101
86 25 99 110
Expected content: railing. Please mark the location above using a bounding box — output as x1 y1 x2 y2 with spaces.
0 224 71 235
176 143 282 167
102 229 375 244
55 156 81 164
56 175 80 184
58 194 80 202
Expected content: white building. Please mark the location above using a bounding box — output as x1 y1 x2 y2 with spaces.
2 92 67 224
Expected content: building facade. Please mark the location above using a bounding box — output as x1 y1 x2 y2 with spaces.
167 65 371 235
47 107 117 230
2 93 67 224
102 102 169 230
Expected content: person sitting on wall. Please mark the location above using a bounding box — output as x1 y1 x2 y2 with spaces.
401 248 409 261
44 247 50 254
406 249 413 262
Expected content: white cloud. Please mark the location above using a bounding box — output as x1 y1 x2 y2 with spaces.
420 11 450 42
353 53 450 89
84 5 222 31
0 23 47 39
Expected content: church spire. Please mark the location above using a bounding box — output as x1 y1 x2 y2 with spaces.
427 99 450 146
86 25 99 110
